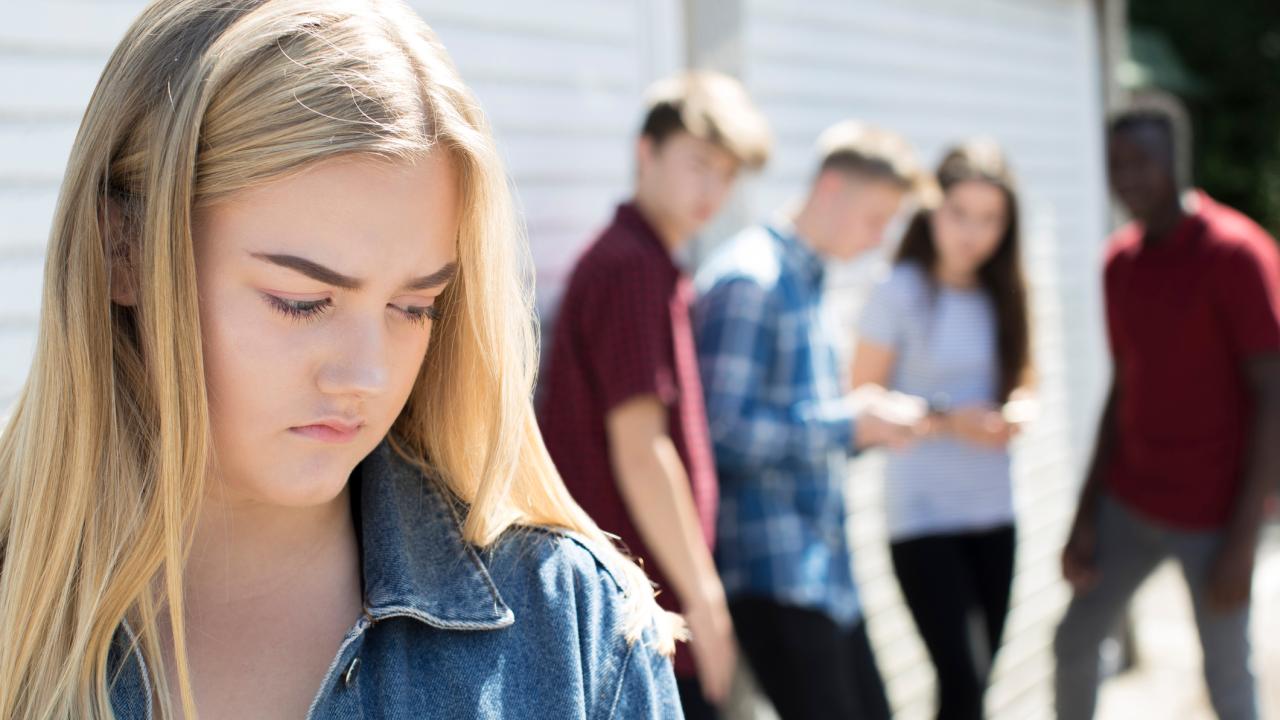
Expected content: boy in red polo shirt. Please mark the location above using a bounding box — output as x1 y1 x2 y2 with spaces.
536 72 768 718
1055 108 1280 720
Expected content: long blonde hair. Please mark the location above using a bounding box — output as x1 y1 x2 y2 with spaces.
0 1 675 717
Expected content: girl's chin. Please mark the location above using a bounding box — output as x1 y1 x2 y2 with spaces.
246 472 354 509
238 450 365 508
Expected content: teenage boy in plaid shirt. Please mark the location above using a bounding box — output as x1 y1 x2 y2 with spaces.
694 121 925 720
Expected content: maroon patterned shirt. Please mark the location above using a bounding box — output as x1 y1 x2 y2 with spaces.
537 203 718 679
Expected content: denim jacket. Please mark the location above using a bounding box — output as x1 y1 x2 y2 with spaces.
107 441 681 719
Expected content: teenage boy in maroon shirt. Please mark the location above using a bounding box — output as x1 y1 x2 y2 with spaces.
1055 108 1280 720
536 71 769 718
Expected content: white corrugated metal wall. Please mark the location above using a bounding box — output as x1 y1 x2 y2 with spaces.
0 2 1111 718
694 1 1111 718
412 0 686 314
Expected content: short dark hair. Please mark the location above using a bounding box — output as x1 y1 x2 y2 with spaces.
1108 99 1193 187
638 71 772 170
814 120 922 191
640 103 686 148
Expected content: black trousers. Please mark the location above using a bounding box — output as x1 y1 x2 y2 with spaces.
676 675 718 720
730 597 891 720
890 524 1016 720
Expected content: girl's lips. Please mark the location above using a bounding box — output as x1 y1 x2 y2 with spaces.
289 421 363 444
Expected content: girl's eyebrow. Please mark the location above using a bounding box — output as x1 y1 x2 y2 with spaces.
250 252 457 292
252 252 360 289
403 262 457 291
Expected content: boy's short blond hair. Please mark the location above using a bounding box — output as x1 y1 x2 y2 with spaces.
815 120 922 191
641 70 772 170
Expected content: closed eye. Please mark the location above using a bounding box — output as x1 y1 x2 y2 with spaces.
393 304 440 326
263 293 332 323
263 292 439 327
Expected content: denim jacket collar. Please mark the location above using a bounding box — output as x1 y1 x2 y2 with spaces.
354 441 515 630
109 441 514 713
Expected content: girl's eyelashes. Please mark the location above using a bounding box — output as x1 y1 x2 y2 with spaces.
394 304 440 327
263 293 332 323
262 292 439 326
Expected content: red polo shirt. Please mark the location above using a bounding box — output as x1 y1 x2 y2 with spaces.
537 203 718 679
1104 191 1280 529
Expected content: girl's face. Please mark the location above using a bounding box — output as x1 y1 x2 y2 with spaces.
194 154 459 508
929 179 1009 277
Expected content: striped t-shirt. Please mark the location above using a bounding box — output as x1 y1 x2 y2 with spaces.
858 262 1014 542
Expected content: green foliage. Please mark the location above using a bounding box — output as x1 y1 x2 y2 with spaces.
1130 0 1280 235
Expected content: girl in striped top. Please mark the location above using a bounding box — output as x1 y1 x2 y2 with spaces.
852 140 1035 720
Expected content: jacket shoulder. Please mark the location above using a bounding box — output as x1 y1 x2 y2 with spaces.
482 526 679 718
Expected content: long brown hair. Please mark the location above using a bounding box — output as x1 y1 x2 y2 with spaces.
895 140 1032 401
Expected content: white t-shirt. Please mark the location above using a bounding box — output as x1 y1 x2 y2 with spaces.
858 262 1014 542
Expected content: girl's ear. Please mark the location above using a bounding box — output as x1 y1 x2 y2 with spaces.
101 196 138 307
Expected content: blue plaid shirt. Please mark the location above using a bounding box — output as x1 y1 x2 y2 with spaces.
693 223 862 627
